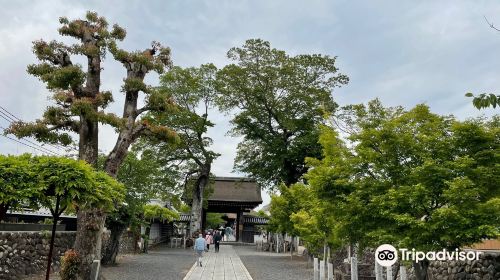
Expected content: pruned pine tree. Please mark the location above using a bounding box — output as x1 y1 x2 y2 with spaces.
6 11 177 278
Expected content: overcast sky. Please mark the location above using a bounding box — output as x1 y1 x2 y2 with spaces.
1 1 499 207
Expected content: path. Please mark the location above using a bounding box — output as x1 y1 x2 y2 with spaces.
101 246 193 280
234 245 313 280
182 245 252 280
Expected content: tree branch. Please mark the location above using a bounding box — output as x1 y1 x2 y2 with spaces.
484 16 500 32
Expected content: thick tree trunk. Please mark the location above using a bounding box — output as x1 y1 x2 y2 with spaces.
413 259 430 280
189 169 210 235
74 114 104 279
101 221 127 265
101 90 142 264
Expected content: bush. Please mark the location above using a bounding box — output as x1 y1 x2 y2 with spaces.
60 249 80 280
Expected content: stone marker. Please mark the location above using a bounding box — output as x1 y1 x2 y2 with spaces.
90 260 100 280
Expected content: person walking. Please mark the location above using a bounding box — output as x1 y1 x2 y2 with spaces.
213 230 222 253
194 233 206 266
205 232 213 252
225 226 233 241
221 227 225 242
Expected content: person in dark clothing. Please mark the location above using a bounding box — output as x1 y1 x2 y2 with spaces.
213 230 222 253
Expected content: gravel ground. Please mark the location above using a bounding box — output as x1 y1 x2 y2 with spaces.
234 245 313 280
101 245 195 280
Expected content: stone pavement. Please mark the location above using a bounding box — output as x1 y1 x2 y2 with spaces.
182 245 253 280
101 246 194 280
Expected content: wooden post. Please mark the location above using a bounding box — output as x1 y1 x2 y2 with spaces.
386 266 393 280
350 256 358 280
236 211 241 242
400 266 407 280
327 262 333 280
314 257 319 280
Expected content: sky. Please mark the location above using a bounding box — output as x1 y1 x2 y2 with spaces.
1 0 499 208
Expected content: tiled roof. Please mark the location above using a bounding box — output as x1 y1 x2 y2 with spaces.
209 177 262 203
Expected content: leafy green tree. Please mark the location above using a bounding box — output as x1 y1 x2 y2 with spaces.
315 101 500 280
216 39 348 187
5 11 176 277
141 204 178 253
0 155 123 279
101 148 179 264
0 154 40 221
206 213 225 229
146 64 219 234
466 92 500 109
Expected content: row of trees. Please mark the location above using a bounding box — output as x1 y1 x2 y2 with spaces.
4 10 348 277
268 101 500 280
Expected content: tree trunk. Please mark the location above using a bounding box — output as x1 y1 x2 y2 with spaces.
45 196 60 280
74 114 104 279
189 170 209 235
101 221 127 265
413 259 430 280
142 225 151 253
0 204 9 222
74 208 106 279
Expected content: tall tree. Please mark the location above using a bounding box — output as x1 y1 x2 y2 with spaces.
146 64 219 234
6 11 176 278
101 148 180 264
216 39 349 188
312 101 500 280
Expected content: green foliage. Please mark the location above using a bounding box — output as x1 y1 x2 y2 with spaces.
103 148 180 229
142 204 179 222
0 154 124 217
216 39 349 188
206 213 225 229
6 11 176 148
33 156 124 212
146 64 220 201
0 154 41 217
269 100 500 255
466 92 500 109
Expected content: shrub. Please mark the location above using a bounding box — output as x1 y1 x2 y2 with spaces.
60 249 80 280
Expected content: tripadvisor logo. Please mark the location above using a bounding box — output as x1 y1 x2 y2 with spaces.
375 244 483 267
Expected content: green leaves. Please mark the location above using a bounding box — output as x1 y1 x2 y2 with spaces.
0 155 124 220
217 39 348 188
270 101 500 254
142 204 179 222
466 92 500 109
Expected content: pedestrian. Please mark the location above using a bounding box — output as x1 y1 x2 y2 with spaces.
221 227 225 242
225 226 233 241
205 232 213 251
194 233 206 267
213 230 222 253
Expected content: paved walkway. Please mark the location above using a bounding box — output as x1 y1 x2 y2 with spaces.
183 245 253 280
101 246 193 280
